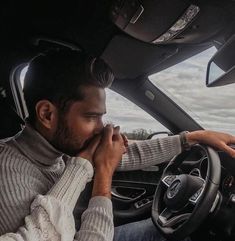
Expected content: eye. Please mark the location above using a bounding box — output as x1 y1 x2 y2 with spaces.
86 115 99 120
84 114 103 121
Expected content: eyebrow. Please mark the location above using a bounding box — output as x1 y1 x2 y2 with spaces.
84 111 106 116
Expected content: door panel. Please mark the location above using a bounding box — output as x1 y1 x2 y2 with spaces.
112 162 167 226
112 180 156 226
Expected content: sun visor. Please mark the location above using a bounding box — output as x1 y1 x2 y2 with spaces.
102 35 178 79
110 0 200 44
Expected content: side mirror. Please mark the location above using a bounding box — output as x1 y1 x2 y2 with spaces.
206 35 235 87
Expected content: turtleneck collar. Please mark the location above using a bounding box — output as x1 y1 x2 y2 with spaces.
11 124 63 166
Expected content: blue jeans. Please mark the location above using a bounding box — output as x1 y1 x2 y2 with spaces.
114 218 166 241
114 218 192 241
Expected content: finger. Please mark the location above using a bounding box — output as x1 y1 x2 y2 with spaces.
78 135 102 161
221 143 235 158
122 146 127 154
102 124 113 144
87 134 101 152
113 126 120 135
104 123 114 128
121 134 129 147
113 126 123 142
229 135 235 144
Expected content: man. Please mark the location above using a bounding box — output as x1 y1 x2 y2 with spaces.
0 50 234 241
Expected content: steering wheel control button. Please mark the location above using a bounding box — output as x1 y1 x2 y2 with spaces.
189 187 203 203
162 175 176 187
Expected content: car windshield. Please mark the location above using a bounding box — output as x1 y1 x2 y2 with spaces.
149 47 235 135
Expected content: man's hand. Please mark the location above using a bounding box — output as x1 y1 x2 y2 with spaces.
186 130 235 158
93 125 126 174
78 135 101 164
92 125 126 198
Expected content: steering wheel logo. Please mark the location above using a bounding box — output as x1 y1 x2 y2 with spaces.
167 180 181 198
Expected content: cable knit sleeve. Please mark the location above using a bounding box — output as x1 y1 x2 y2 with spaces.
0 157 114 241
75 197 113 241
0 195 75 241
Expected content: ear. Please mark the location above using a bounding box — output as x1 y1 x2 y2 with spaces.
35 100 58 129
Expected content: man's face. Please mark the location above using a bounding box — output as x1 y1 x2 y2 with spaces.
51 85 106 156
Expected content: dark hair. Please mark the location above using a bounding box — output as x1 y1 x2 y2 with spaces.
23 49 114 124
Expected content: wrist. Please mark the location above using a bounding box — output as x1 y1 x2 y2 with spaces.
92 172 113 198
94 162 115 176
180 131 198 151
186 130 204 144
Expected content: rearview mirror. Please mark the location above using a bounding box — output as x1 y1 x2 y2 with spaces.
206 35 235 87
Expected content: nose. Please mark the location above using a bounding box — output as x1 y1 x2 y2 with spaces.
94 118 104 135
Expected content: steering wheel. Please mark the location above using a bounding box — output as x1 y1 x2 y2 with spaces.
152 145 221 241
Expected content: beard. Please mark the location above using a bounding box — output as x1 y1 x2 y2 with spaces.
50 114 86 157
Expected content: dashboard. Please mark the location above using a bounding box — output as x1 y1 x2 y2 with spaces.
218 151 235 199
180 147 235 198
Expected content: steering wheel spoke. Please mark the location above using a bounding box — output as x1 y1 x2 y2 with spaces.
158 208 190 228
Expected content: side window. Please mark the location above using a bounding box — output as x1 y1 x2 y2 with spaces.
104 89 169 140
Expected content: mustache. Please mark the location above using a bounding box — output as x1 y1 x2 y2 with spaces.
78 134 101 153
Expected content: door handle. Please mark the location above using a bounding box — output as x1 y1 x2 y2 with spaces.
111 186 146 201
